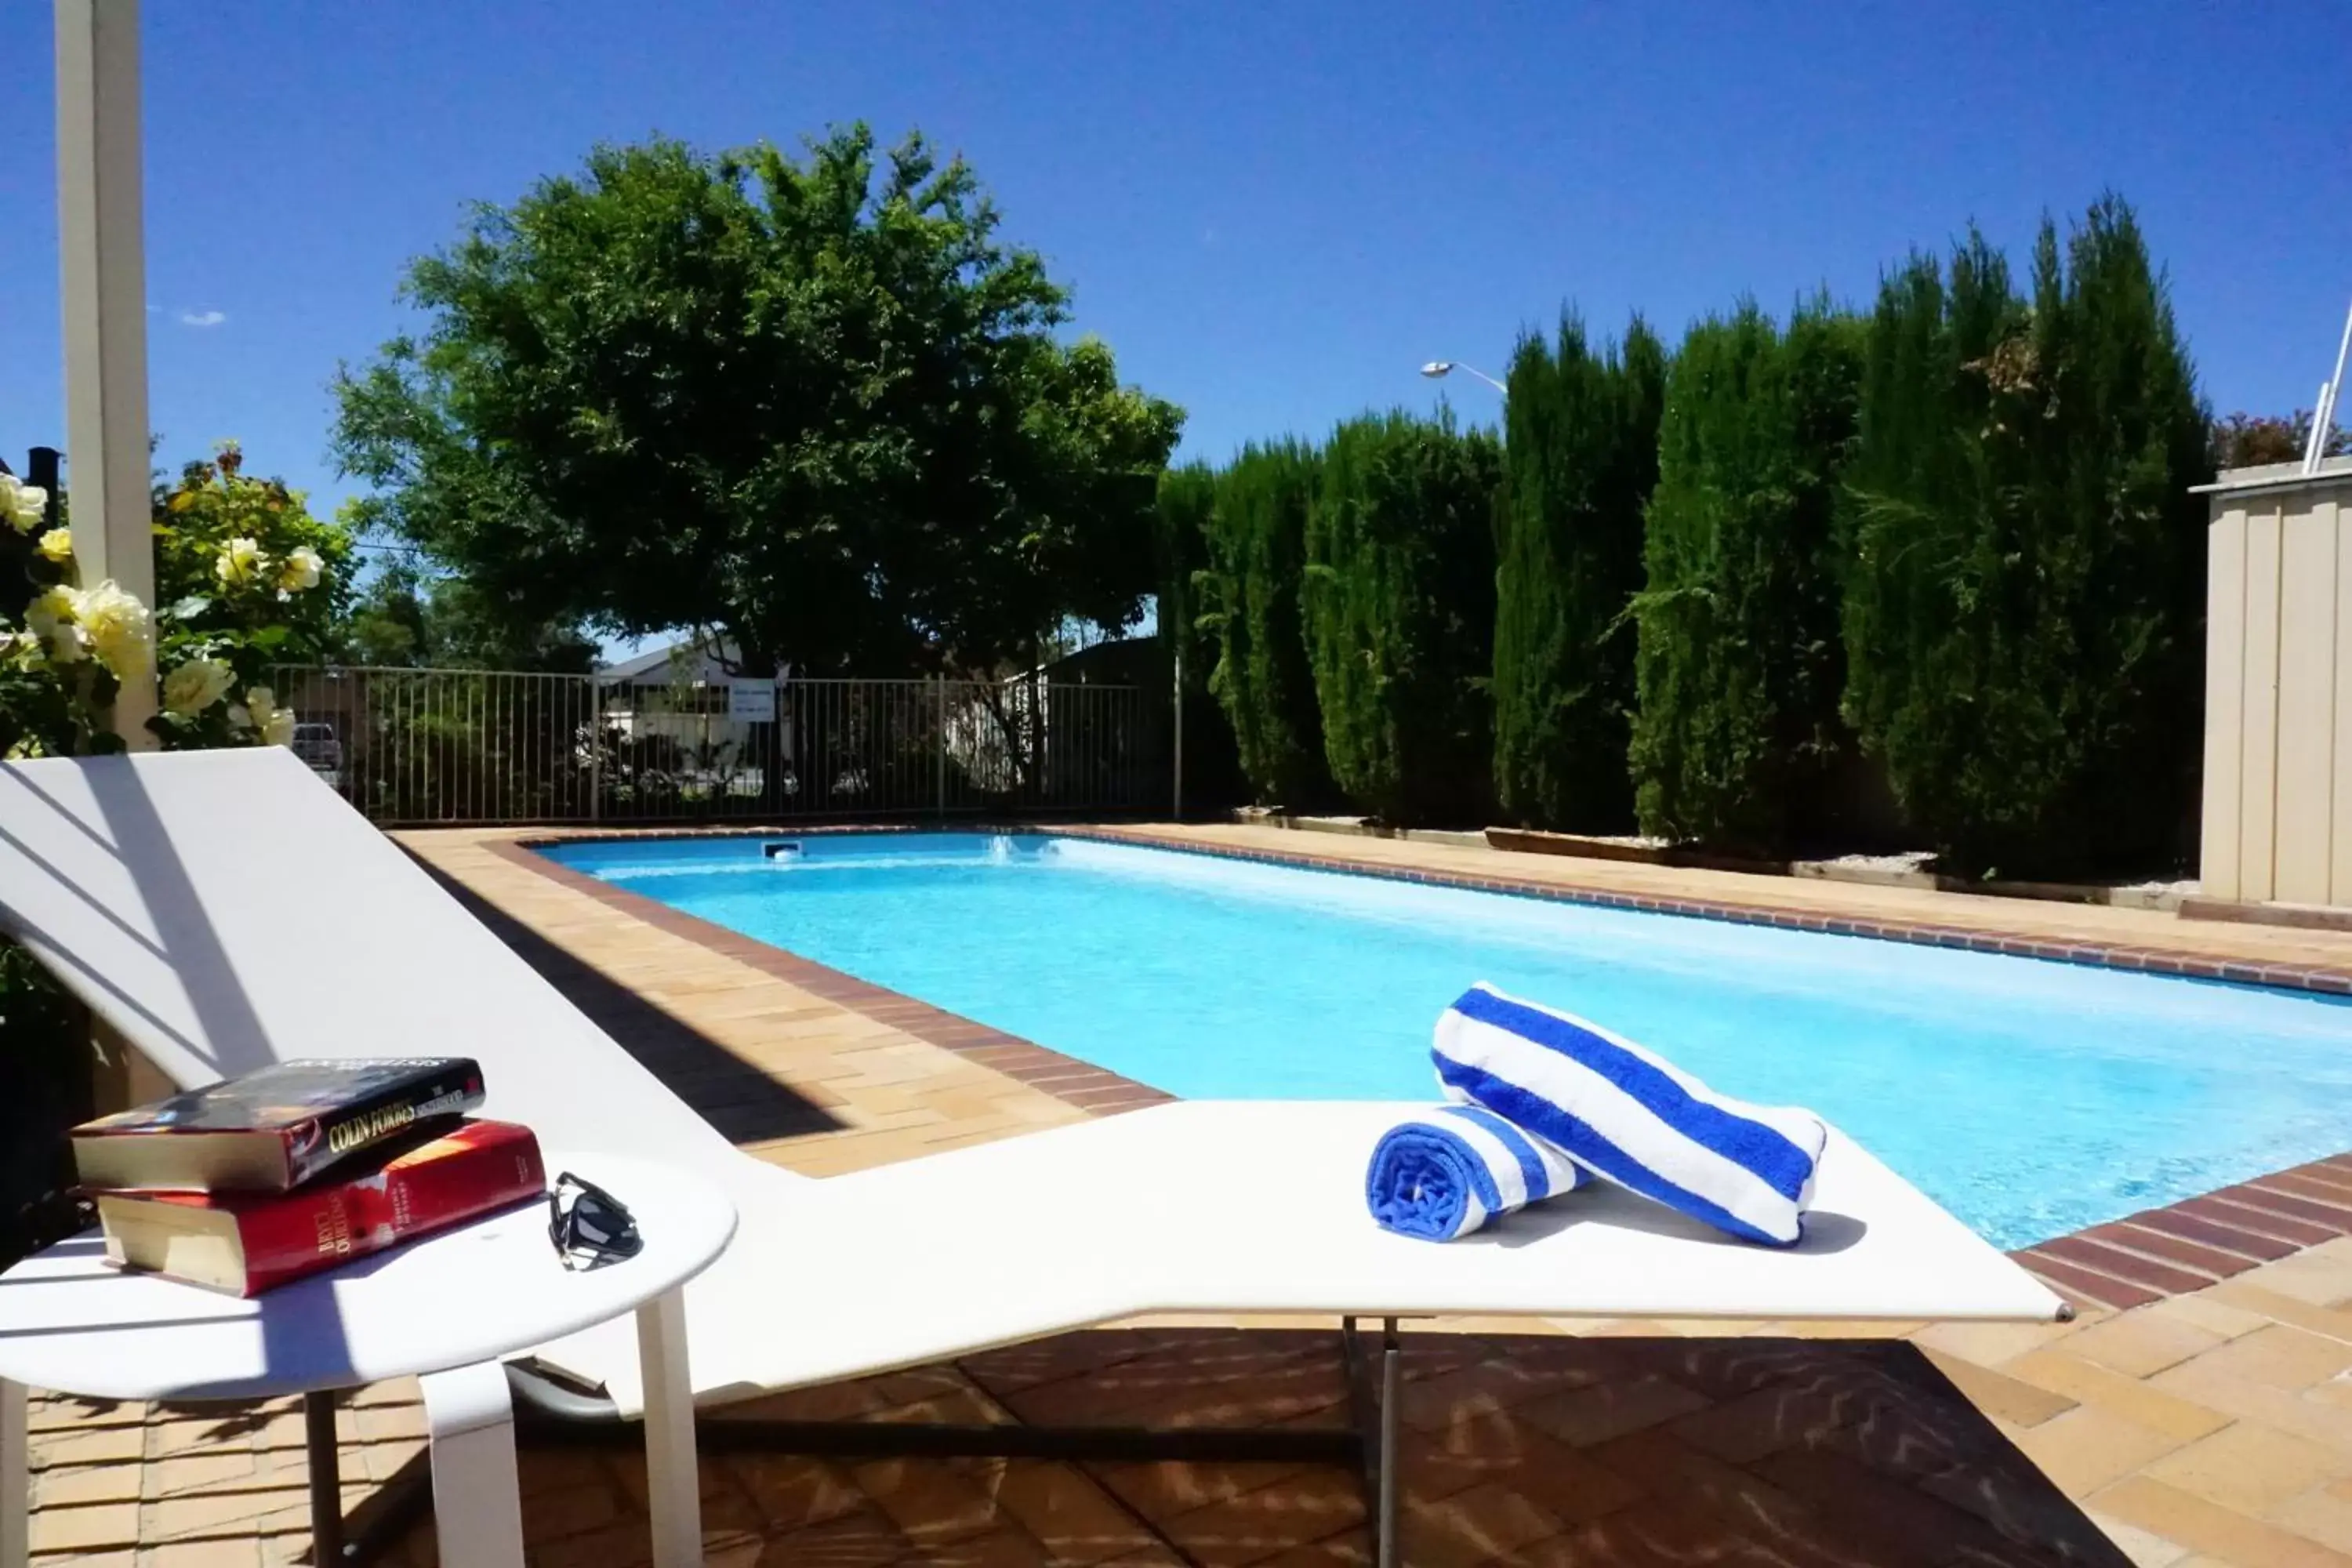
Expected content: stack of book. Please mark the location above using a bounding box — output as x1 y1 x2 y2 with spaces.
70 1058 546 1297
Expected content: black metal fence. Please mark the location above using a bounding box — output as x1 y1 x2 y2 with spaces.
268 666 1166 827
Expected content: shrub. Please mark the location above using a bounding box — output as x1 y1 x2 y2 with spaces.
1303 412 1503 824
1195 441 1331 807
1839 198 2211 873
1493 314 1667 830
1630 300 1863 850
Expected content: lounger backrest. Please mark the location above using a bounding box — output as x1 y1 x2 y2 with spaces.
0 749 746 1181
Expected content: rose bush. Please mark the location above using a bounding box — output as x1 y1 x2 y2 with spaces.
0 442 351 757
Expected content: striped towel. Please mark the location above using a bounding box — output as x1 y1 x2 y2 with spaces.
1365 1104 1592 1240
1433 982 1827 1246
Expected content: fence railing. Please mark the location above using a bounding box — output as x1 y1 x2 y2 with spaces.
268 666 1165 828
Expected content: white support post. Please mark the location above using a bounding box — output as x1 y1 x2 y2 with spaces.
635 1288 702 1568
54 0 158 746
2 1377 27 1568
418 1363 526 1568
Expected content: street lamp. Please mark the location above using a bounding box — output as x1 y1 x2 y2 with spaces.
1419 360 1507 396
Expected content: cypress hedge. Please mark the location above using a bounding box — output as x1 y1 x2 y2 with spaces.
1154 462 1243 811
1629 299 1862 850
1303 412 1504 824
1839 198 2211 873
1194 441 1331 807
1492 314 1668 830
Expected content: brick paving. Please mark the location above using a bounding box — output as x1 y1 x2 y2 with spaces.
25 820 2352 1566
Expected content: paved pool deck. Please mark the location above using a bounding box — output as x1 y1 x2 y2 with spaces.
24 820 2352 1568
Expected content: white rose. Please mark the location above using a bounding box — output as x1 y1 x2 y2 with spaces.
35 527 73 564
162 656 235 715
275 546 323 592
1 475 46 533
215 536 267 586
23 586 85 664
71 579 154 681
233 685 296 746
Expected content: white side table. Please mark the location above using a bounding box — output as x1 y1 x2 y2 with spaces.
0 1152 734 1568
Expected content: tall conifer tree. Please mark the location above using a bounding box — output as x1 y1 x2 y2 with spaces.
1841 198 2210 871
1305 413 1504 823
1629 300 1863 849
1492 315 1668 829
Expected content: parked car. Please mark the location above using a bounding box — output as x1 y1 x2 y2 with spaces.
291 721 343 774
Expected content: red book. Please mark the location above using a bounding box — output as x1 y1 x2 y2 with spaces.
95 1120 546 1297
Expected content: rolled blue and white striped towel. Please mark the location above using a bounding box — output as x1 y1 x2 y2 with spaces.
1433 982 1827 1246
1364 1103 1592 1240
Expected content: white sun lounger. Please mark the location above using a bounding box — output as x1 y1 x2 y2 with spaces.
0 750 2065 1565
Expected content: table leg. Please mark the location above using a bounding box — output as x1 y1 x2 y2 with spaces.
1377 1318 1400 1568
635 1287 701 1568
418 1363 525 1568
304 1389 343 1564
2 1378 26 1568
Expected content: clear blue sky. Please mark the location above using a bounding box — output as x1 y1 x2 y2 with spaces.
3 1 2347 524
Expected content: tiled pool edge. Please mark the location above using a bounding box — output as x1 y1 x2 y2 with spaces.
488 827 2352 1319
2009 1155 2352 1312
1056 825 2352 999
513 819 2352 996
481 837 1174 1120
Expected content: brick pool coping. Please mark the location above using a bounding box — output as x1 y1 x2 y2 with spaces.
490 822 2352 1319
1067 825 2352 998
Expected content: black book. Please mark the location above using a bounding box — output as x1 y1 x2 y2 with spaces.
71 1058 487 1193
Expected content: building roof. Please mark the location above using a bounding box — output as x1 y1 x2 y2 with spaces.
597 637 746 684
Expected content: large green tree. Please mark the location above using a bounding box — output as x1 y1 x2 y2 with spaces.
1491 314 1667 830
1193 441 1331 806
339 559 600 673
1840 198 2212 872
332 126 1181 678
1629 300 1862 850
1304 412 1503 824
2208 409 2350 470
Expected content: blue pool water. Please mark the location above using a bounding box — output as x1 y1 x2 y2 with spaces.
543 832 2352 1247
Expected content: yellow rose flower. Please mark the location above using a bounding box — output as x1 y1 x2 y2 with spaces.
275 546 324 592
162 656 236 715
35 528 72 564
215 536 267 587
71 579 154 682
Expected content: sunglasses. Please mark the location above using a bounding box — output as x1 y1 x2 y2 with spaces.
547 1171 643 1269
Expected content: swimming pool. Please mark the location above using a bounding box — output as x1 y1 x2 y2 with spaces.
541 832 2352 1248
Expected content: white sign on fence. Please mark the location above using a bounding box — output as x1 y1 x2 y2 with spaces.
727 680 777 722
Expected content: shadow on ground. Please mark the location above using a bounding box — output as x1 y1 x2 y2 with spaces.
407 855 840 1147
368 1328 2127 1567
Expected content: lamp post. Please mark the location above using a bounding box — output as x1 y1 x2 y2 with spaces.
56 0 158 746
1419 360 1508 397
